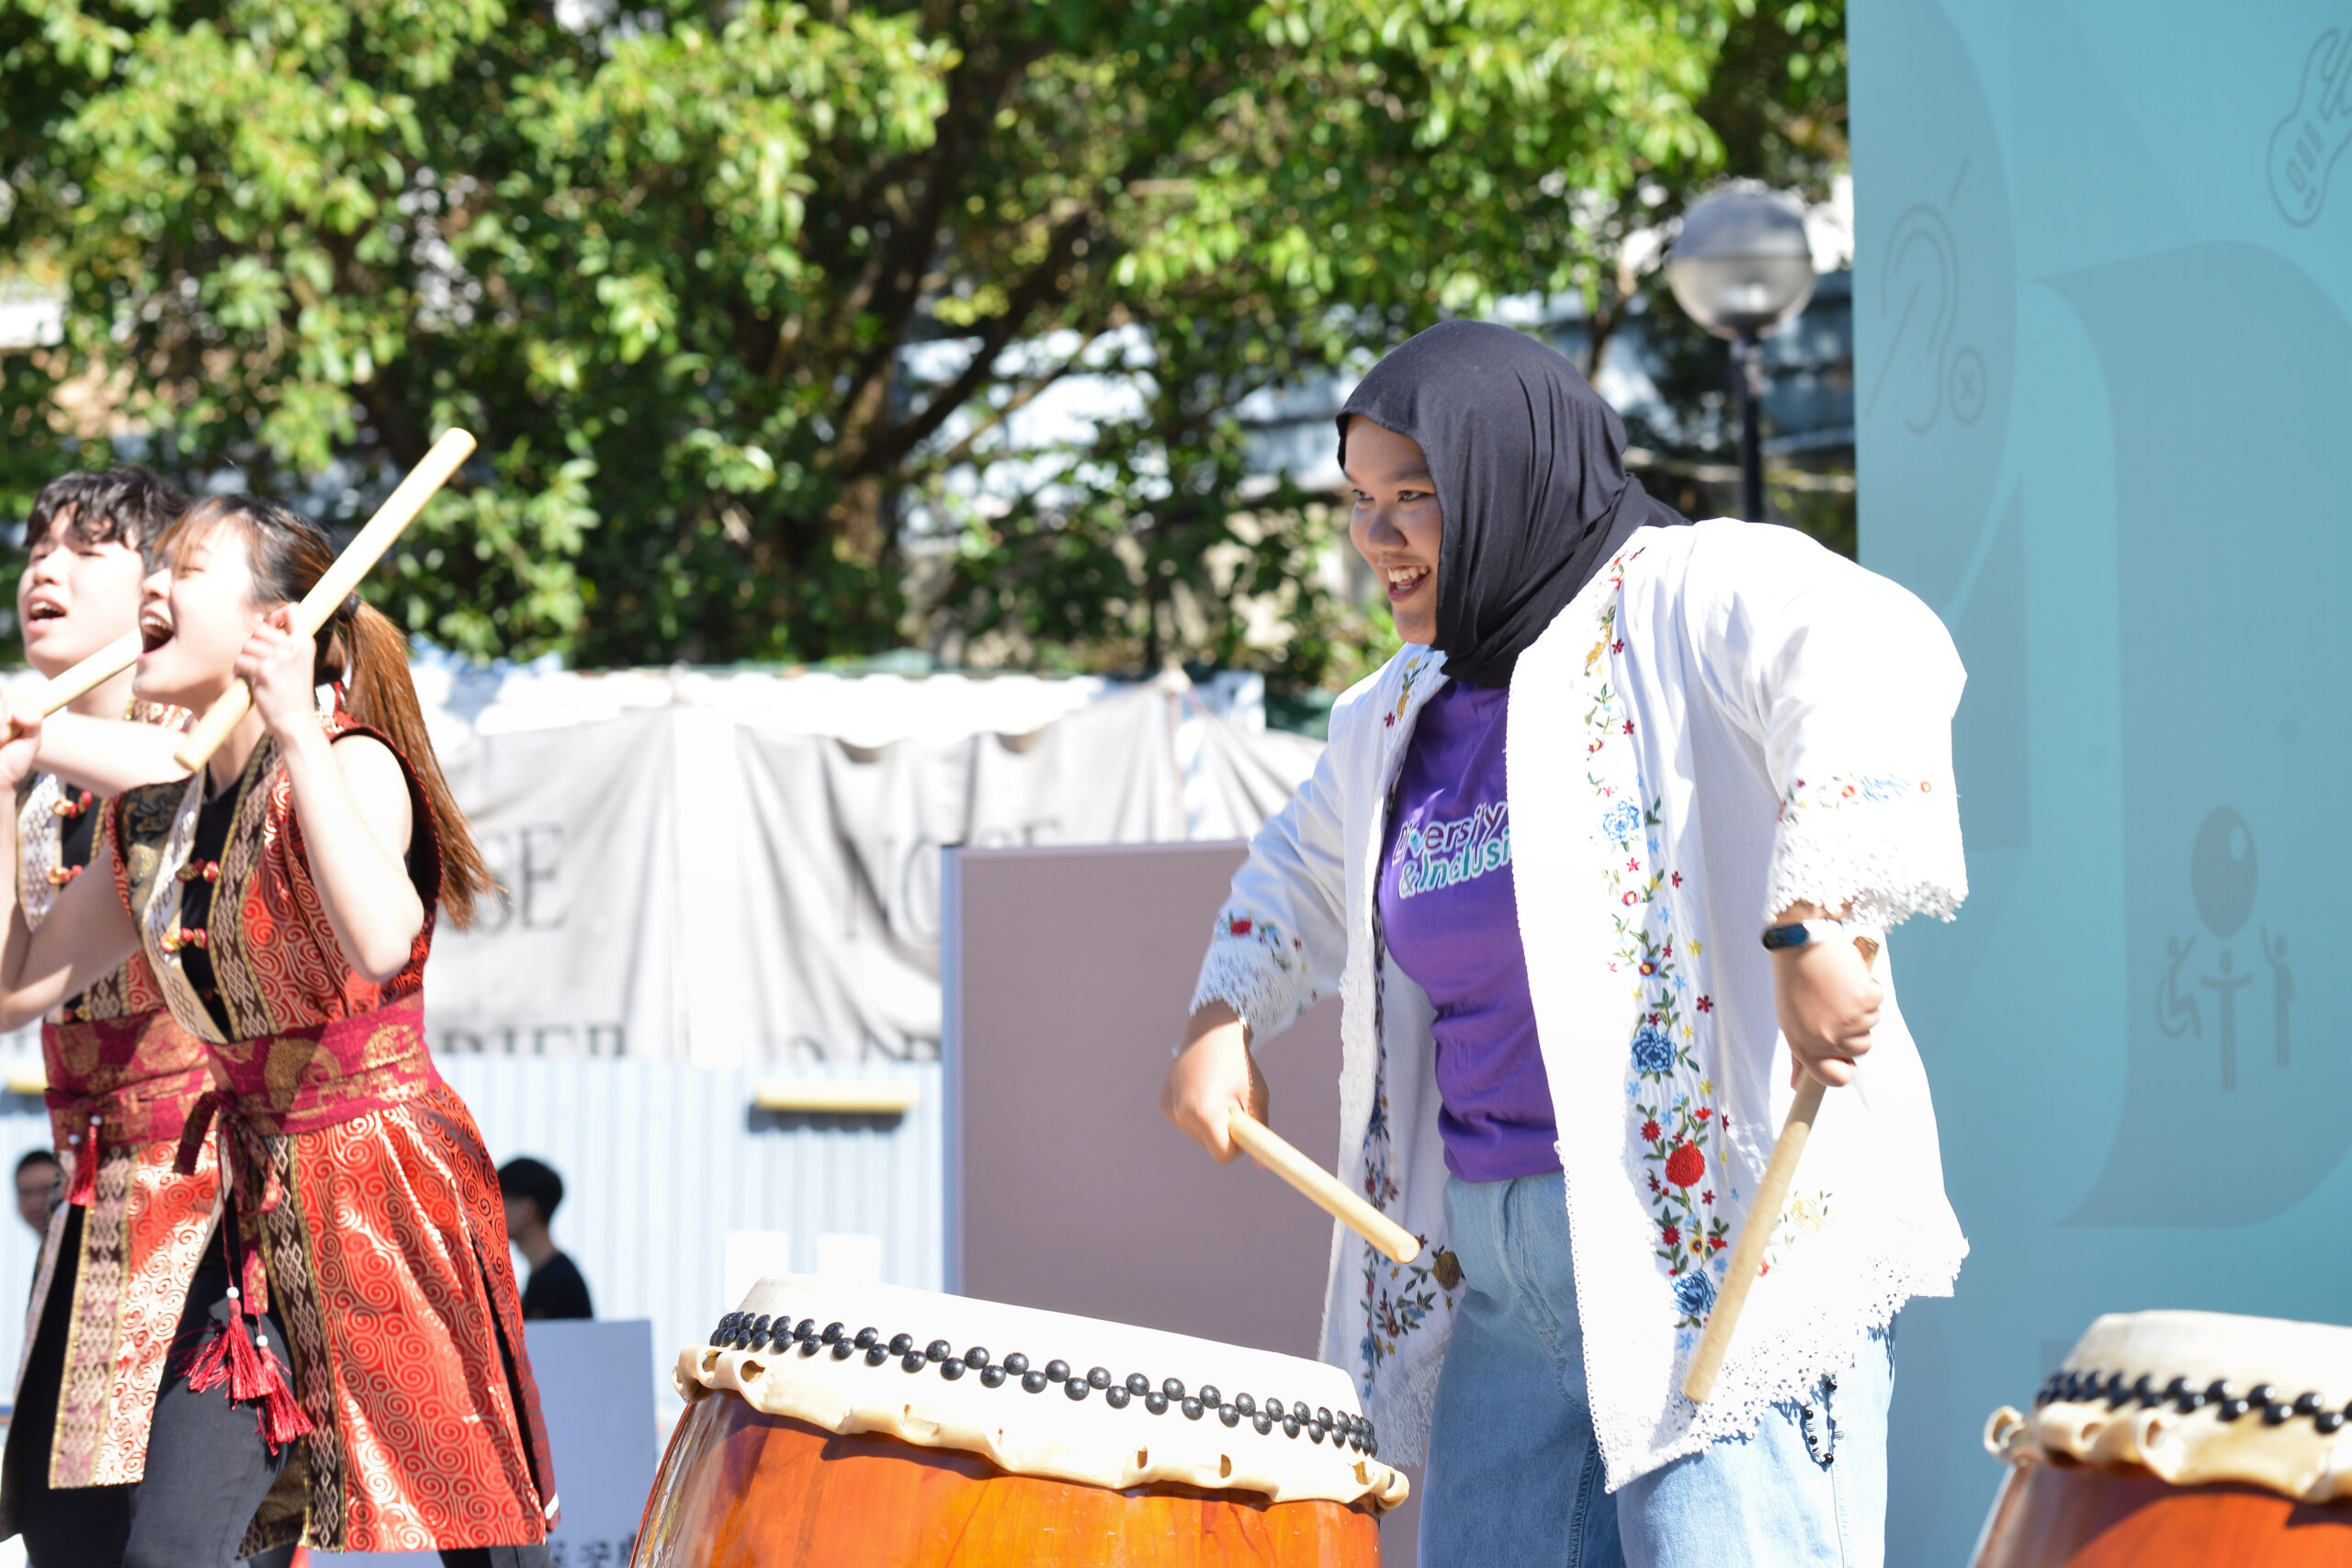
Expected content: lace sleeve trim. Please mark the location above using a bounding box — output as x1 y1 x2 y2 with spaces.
1188 912 1318 1041
1763 773 1967 930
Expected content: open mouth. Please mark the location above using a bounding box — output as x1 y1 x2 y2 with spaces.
23 599 63 625
1385 564 1431 602
138 610 174 654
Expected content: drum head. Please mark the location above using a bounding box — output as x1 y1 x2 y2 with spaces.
1987 1311 2352 1506
678 1275 1408 1511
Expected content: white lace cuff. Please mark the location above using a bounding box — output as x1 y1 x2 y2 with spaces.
1189 911 1318 1041
1764 772 1967 930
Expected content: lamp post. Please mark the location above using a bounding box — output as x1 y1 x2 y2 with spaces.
1666 186 1817 523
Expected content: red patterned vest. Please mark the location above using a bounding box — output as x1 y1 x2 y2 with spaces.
106 712 443 1136
18 773 209 1166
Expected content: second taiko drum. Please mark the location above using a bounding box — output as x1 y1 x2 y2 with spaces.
1974 1310 2352 1568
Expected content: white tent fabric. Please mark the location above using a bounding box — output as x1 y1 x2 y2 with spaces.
0 660 1317 1064
424 670 1317 1065
408 652 1278 751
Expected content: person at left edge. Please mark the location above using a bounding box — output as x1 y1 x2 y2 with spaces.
0 468 220 1568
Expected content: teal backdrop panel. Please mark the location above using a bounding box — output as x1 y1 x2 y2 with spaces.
1849 0 2352 1560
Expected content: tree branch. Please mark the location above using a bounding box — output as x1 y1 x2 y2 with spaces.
843 194 1109 479
922 328 1112 472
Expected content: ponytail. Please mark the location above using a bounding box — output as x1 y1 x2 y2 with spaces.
155 493 494 931
323 603 493 930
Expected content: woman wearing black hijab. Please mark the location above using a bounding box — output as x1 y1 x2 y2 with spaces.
1164 321 1970 1566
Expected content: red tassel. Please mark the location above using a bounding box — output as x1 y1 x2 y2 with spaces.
184 1320 236 1395
223 1292 271 1402
256 1352 313 1446
65 1117 99 1207
188 1287 313 1449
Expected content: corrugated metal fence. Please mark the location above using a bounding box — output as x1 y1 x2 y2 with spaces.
0 1054 944 1416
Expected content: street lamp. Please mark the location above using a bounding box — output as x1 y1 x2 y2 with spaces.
1666 186 1816 523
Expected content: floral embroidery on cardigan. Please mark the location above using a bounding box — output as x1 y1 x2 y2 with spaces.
1776 773 1939 818
1383 650 1433 728
1354 1038 1448 1387
1216 913 1304 973
1356 648 1453 1392
1766 765 1964 928
1765 1190 1837 1274
1585 553 1733 1335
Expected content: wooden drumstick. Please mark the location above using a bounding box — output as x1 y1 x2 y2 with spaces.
1682 934 1879 1404
1228 1109 1421 1265
7 631 145 733
172 429 476 772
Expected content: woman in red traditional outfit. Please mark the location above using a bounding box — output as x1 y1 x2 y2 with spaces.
0 468 221 1568
0 494 554 1568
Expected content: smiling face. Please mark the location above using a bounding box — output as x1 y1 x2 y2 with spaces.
134 521 277 709
17 509 150 678
1344 418 1442 646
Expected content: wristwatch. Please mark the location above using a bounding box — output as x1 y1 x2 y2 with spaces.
1761 919 1882 966
1760 919 1846 952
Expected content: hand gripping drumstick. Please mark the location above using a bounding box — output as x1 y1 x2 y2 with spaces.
172 429 476 773
6 631 146 735
1681 933 1879 1404
1228 1109 1421 1265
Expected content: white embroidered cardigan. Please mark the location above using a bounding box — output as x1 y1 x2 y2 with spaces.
1191 521 1970 1489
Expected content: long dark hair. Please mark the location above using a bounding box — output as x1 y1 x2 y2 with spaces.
156 496 492 929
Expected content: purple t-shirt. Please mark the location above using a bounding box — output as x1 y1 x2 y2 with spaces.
1378 680 1561 1183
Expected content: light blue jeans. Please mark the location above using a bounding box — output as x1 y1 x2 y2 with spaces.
1419 1173 1894 1568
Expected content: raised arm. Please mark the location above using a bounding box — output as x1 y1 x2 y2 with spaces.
1689 524 1968 1085
0 712 144 1030
1163 668 1369 1160
34 712 192 797
239 616 424 982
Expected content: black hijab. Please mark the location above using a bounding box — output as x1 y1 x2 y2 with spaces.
1338 320 1691 688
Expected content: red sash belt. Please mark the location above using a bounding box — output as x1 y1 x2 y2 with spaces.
174 999 441 1309
44 1014 216 1204
45 1060 216 1154
175 1000 440 1196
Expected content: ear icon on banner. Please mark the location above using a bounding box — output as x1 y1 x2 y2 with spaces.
1870 203 1962 435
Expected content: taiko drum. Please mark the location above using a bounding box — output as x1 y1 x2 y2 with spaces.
1973 1311 2352 1568
631 1275 1404 1567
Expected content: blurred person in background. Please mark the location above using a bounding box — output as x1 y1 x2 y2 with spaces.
13 1151 60 1238
499 1158 591 1321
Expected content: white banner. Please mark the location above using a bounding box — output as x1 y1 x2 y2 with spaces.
421 675 1317 1064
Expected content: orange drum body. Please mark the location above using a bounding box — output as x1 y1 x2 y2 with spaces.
1974 1312 2352 1568
1974 1461 2352 1568
635 1387 1381 1566
631 1276 1404 1567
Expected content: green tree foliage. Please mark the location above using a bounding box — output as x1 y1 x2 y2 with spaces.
0 0 1822 680
1598 0 1855 551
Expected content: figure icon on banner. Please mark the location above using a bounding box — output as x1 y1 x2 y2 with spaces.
2200 950 2253 1091
2169 807 2290 1092
2263 926 2294 1067
2156 934 2201 1040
